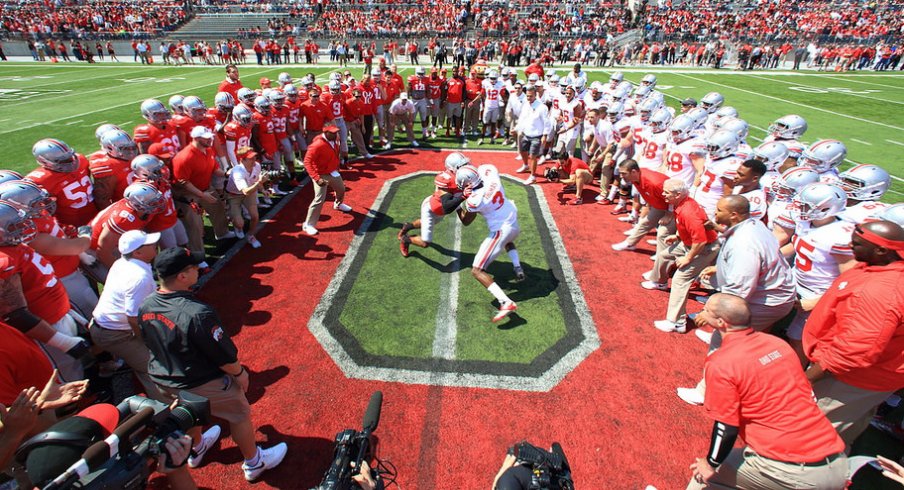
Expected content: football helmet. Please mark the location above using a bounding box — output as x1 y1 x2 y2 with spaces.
140 99 171 125
705 130 740 160
416 66 426 76
612 84 632 102
444 152 471 172
773 167 820 201
589 81 603 93
123 182 166 215
434 171 456 191
130 154 169 184
278 72 292 85
303 75 315 88
0 200 36 246
214 92 235 112
638 98 662 122
800 139 847 173
233 105 254 127
268 90 287 107
573 77 585 92
720 118 749 141
94 123 122 144
647 91 665 107
328 80 342 93
549 74 560 85
752 141 790 171
259 77 272 88
687 107 708 130
609 72 624 86
607 101 625 123
0 180 56 218
253 96 271 115
877 203 904 227
0 170 23 186
641 74 657 88
632 84 653 103
700 92 724 113
33 139 79 173
283 84 299 98
669 114 696 144
768 114 808 140
237 87 257 105
455 165 481 190
791 182 847 222
839 164 890 201
714 106 738 120
183 96 208 120
528 73 540 83
168 95 185 115
100 130 139 161
648 109 672 133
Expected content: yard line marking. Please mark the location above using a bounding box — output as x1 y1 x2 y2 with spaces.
820 75 904 90
5 67 153 90
887 139 904 147
742 73 904 106
64 119 83 125
0 68 273 136
673 73 904 132
850 138 872 146
432 218 461 360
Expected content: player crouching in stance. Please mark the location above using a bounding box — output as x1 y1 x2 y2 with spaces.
456 163 524 323
398 152 470 257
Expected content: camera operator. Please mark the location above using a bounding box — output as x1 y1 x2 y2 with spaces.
491 442 573 490
225 146 266 249
493 453 533 490
138 247 287 481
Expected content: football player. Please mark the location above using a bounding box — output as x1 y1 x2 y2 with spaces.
321 80 349 165
89 129 139 208
370 69 389 147
250 96 284 196
456 163 524 323
583 82 606 113
473 69 505 145
224 105 254 168
90 123 122 161
26 139 97 227
462 68 483 142
169 95 193 143
397 163 468 256
691 129 743 219
729 159 768 222
838 164 891 223
750 141 790 205
283 84 307 162
554 151 593 206
444 68 466 140
699 92 724 138
408 66 430 139
764 114 808 162
425 67 444 138
131 155 186 250
718 118 752 160
662 114 705 191
799 139 846 183
770 166 820 238
550 85 585 158
89 182 168 271
134 98 180 155
267 90 296 180
582 109 617 201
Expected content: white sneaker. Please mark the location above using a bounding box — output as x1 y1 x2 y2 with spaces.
334 202 352 212
676 387 704 406
641 280 668 291
646 239 657 245
271 187 288 196
242 443 288 481
383 143 392 150
618 215 638 223
611 241 636 251
302 224 319 236
234 228 245 239
217 231 237 240
516 164 529 173
462 141 468 148
537 156 547 165
623 229 633 236
642 270 652 281
515 154 522 160
653 319 687 333
188 425 221 468
695 328 713 345
364 154 374 159
525 175 536 185
262 197 273 205
248 236 262 249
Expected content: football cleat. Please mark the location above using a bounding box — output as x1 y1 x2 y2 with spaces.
492 301 517 323
399 234 411 258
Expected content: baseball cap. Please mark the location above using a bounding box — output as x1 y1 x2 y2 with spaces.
147 142 173 161
23 403 120 487
119 229 161 255
190 125 214 139
681 97 698 106
236 146 257 159
259 77 271 86
399 92 408 100
154 246 205 278
323 125 340 134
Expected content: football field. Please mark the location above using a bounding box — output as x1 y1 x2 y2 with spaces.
0 62 902 199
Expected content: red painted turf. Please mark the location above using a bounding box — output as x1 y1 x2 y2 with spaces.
162 150 712 490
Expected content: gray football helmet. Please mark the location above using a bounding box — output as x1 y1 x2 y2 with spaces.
140 99 171 125
94 123 122 144
791 182 847 222
233 105 254 126
607 101 625 122
0 180 56 218
454 165 481 190
100 129 139 161
648 109 672 133
632 85 653 103
800 139 847 173
123 182 166 215
876 203 904 227
0 200 36 246
839 164 890 201
214 92 235 112
33 139 79 173
773 167 820 201
768 114 808 140
641 73 657 88
714 106 738 121
687 107 709 130
720 118 749 141
131 154 170 184
700 92 724 113
752 141 790 172
609 72 624 87
182 96 208 120
638 97 662 122
267 89 287 107
278 72 293 85
236 87 257 105
0 170 23 186
668 114 697 144
283 84 299 98
168 95 185 115
253 95 271 115
705 130 740 160
444 152 471 172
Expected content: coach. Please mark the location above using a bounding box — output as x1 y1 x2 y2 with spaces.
803 220 904 446
611 159 671 251
302 126 352 236
139 247 287 480
687 293 847 489
513 85 550 185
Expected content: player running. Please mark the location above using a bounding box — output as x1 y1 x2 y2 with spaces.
455 163 524 323
398 153 470 256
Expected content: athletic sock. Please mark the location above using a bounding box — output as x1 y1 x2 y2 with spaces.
607 185 619 201
245 447 262 466
507 249 521 269
487 282 512 304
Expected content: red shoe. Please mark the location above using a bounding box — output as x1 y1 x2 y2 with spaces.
399 235 411 257
567 198 583 206
492 301 517 323
596 198 613 205
610 206 628 215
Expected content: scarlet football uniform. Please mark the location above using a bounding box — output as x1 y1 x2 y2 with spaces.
252 112 278 157
88 199 166 250
170 114 194 138
133 122 181 155
321 92 346 120
0 244 70 324
286 98 301 132
32 214 80 278
88 153 134 204
408 75 427 100
26 154 96 227
427 77 443 101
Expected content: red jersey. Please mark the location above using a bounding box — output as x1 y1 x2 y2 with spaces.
446 78 465 104
89 200 162 249
88 153 133 204
223 121 252 149
0 322 54 406
358 82 376 116
560 157 589 176
151 180 178 229
32 214 80 277
301 100 331 131
133 122 181 154
170 114 194 137
0 244 69 324
286 99 301 131
217 78 244 104
172 144 217 192
252 112 278 156
465 78 482 100
26 155 96 227
427 77 443 100
270 105 289 139
321 92 346 119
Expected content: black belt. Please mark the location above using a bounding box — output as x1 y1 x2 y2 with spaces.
760 452 843 467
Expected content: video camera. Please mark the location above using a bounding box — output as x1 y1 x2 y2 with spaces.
311 391 388 490
17 392 210 490
511 441 574 490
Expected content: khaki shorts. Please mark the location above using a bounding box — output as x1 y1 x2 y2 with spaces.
159 375 251 425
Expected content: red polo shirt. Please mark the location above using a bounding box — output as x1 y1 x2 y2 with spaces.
301 99 331 131
0 322 53 405
172 144 216 191
635 169 669 210
303 135 340 182
560 157 589 176
803 261 904 392
705 329 845 463
673 196 717 246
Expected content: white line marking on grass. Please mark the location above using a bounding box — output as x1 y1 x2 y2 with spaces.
8 68 152 90
673 73 904 132
887 140 904 147
432 218 461 360
850 138 872 146
820 75 904 90
64 119 83 125
742 73 904 106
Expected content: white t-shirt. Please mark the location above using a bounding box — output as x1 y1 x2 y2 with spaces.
465 164 518 232
389 99 416 116
92 258 156 331
583 119 615 149
227 162 261 195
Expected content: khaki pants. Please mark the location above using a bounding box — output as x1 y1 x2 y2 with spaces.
653 240 719 325
159 375 251 425
685 447 847 490
226 192 258 233
625 207 670 247
305 173 345 228
464 100 481 133
90 325 167 401
813 375 893 447
175 191 229 255
347 119 369 155
388 114 415 144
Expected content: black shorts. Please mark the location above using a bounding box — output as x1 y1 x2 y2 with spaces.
519 136 542 157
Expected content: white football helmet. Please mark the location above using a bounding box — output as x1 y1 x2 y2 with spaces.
609 71 624 87
839 164 890 201
214 92 235 113
232 105 254 127
100 130 139 161
329 72 342 81
416 66 426 76
444 152 471 172
33 138 79 173
0 170 23 186
94 123 122 144
638 98 662 122
705 130 740 160
131 154 169 184
140 99 171 125
283 84 299 98
800 139 847 173
607 101 625 122
455 165 481 190
791 182 847 222
253 95 271 115
236 87 257 105
278 72 293 85
714 106 738 121
877 203 904 227
632 84 652 103
548 74 560 85
168 95 185 115
0 200 36 246
0 180 56 219
182 96 208 120
773 167 820 201
612 83 632 102
123 182 166 215
641 74 657 88
573 77 585 92
668 114 696 144
720 118 749 141
768 114 808 140
700 92 724 113
649 109 672 133
268 90 287 107
752 141 789 172
687 107 708 130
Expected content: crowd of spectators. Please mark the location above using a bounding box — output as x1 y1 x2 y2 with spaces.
0 0 189 39
308 3 465 38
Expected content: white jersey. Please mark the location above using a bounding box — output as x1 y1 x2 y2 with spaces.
465 164 518 232
665 137 705 187
791 219 854 298
733 187 767 221
839 200 889 224
542 87 564 108
768 199 795 231
764 135 806 159
736 142 753 161
611 118 632 144
703 114 719 138
817 169 840 184
481 79 505 110
584 119 615 149
553 97 584 139
759 170 781 205
636 129 669 170
692 155 743 217
583 93 606 112
626 115 646 152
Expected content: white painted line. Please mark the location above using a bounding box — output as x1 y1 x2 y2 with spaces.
673 73 904 132
821 75 904 90
432 217 461 360
742 73 904 106
887 139 904 147
850 138 872 146
64 119 83 126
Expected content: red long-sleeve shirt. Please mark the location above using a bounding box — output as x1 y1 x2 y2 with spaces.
303 135 340 182
803 260 904 392
635 169 669 210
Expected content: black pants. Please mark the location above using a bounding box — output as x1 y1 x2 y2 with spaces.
363 115 374 153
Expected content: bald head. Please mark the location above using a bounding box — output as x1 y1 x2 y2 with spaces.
721 195 750 215
852 220 904 265
707 293 751 330
862 220 904 242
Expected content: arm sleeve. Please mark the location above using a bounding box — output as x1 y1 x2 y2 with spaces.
188 308 239 367
439 193 466 215
706 421 739 468
302 145 321 182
